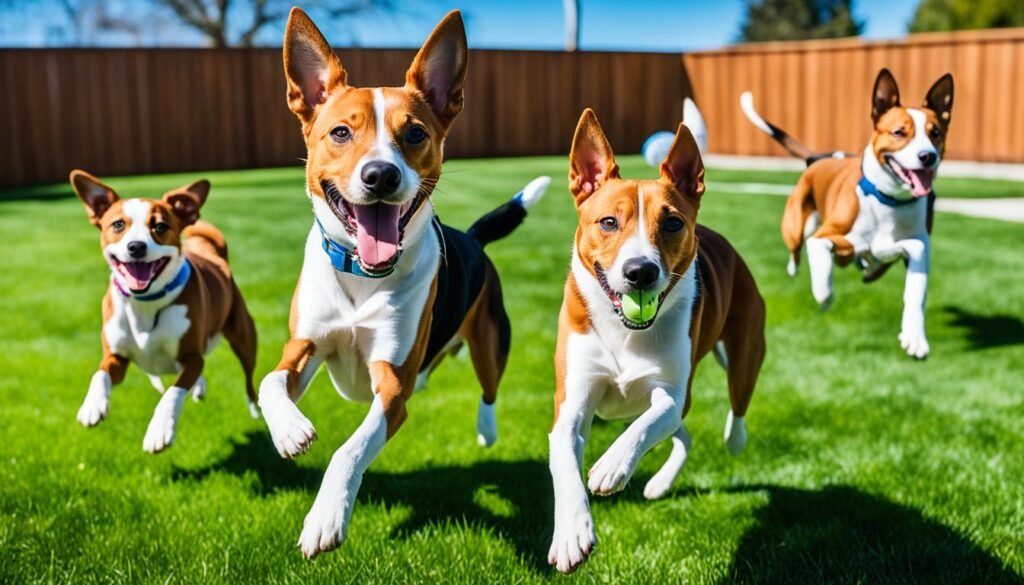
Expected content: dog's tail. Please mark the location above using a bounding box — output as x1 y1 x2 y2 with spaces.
683 98 709 156
466 176 550 247
740 91 833 166
183 220 229 261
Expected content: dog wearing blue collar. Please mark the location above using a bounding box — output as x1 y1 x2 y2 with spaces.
742 69 954 359
71 170 259 453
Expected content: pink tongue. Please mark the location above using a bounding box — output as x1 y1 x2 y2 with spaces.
907 169 934 197
352 202 401 268
123 262 156 290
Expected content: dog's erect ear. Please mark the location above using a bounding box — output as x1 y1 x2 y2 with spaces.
70 169 119 228
924 73 954 128
659 124 705 200
163 179 210 226
283 7 347 124
871 68 901 123
568 109 619 206
405 10 468 127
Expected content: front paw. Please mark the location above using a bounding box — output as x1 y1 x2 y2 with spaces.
142 387 187 453
548 511 596 574
588 440 639 496
77 371 111 427
297 493 352 559
260 371 317 458
899 329 930 359
76 393 108 427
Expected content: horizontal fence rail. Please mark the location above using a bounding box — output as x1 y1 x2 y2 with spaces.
684 28 1024 164
0 48 686 186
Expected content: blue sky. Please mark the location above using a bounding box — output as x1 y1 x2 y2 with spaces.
0 0 922 51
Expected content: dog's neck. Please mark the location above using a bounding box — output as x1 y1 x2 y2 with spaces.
110 254 188 327
861 144 911 198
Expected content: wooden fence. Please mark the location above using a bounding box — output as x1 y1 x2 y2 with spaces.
684 28 1024 164
0 48 686 187
3 28 1024 187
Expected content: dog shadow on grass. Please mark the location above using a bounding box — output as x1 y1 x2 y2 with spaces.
172 431 555 571
943 306 1024 350
717 484 1021 584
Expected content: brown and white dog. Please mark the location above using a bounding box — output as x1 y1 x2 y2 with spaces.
742 69 954 358
547 110 765 573
71 170 258 453
257 8 548 558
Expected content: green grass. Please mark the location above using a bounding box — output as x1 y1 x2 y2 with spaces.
1 155 1022 583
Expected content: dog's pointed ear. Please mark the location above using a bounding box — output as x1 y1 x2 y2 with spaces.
70 169 119 228
924 73 954 128
405 10 468 127
568 109 619 206
659 123 705 200
283 7 347 124
871 68 901 123
162 179 210 227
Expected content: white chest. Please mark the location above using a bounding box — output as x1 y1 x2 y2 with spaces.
104 297 192 376
851 188 928 249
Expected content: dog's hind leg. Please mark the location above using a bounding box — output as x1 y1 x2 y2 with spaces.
459 264 508 447
721 266 766 456
781 177 816 277
643 423 692 500
223 283 260 418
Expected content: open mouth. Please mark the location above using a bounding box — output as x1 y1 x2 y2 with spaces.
885 156 935 198
322 180 423 275
594 262 666 330
111 257 171 292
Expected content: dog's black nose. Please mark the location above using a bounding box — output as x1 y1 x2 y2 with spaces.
126 241 147 259
361 161 402 197
918 151 938 166
622 258 660 289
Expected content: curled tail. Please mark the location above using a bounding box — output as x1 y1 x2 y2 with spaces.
740 91 821 164
183 220 229 261
467 176 550 246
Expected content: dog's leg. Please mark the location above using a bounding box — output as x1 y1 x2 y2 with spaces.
298 360 415 559
588 386 683 496
782 178 816 277
548 389 597 574
805 237 835 309
873 237 930 358
643 423 692 500
259 338 323 458
223 286 260 418
143 354 202 453
190 375 206 402
459 265 509 447
77 353 128 427
722 284 766 456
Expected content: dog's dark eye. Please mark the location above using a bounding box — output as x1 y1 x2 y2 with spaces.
599 216 618 231
153 222 170 235
663 216 684 233
405 125 428 145
930 127 942 139
330 125 352 143
111 219 125 231
892 128 906 138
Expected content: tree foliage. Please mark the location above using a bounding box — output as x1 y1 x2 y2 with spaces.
738 0 863 43
909 0 1024 33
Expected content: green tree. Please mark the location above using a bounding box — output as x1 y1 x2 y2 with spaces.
910 0 1024 33
739 0 863 42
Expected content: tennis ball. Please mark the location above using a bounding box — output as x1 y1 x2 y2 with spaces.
621 291 659 323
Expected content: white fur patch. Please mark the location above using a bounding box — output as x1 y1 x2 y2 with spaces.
77 370 111 427
643 423 692 500
724 411 747 455
259 370 318 458
476 399 497 447
142 385 187 453
518 176 550 209
805 237 834 309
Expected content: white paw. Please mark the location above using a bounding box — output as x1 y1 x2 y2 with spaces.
899 329 930 359
588 440 639 496
247 400 260 420
643 426 691 500
77 371 111 427
476 399 497 447
259 371 317 458
724 412 747 455
786 254 798 277
297 492 353 559
813 288 834 310
191 376 206 402
548 511 596 574
142 386 186 453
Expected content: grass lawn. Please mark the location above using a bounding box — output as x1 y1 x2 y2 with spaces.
1 155 1022 583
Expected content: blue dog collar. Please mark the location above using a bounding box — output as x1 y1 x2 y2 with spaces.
315 217 399 278
114 258 192 302
858 173 925 208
